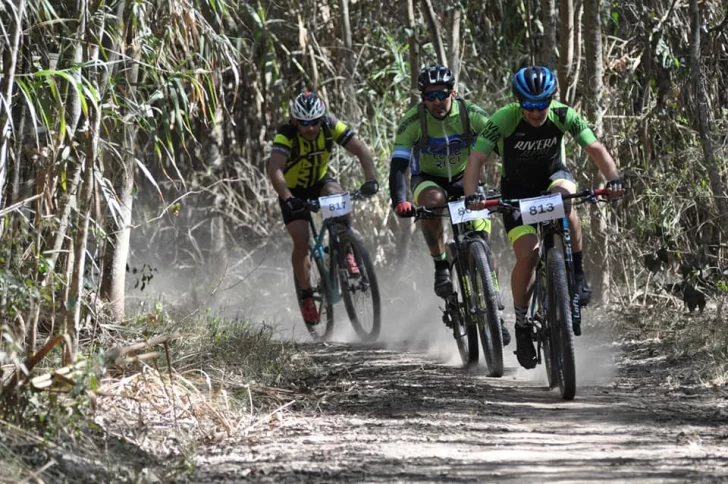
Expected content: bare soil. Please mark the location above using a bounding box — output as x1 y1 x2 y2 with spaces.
190 322 728 483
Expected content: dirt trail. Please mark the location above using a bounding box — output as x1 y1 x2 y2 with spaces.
192 334 728 483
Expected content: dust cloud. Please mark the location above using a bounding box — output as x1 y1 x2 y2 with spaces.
126 214 617 389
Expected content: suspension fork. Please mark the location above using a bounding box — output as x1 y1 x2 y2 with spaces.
560 216 581 326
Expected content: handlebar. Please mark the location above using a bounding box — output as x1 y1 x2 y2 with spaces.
305 189 366 213
477 188 611 211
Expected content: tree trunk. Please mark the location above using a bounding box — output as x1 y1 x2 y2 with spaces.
584 0 609 306
407 0 420 106
339 0 361 119
0 0 27 227
690 0 728 236
566 0 584 104
420 0 447 65
557 0 574 100
541 0 558 68
392 0 419 274
449 7 462 78
67 102 99 360
100 8 139 321
41 0 89 277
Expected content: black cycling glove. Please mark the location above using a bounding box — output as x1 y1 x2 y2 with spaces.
605 179 625 196
464 193 483 209
360 179 380 197
285 197 307 215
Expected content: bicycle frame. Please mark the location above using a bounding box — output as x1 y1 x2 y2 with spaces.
305 190 366 306
308 217 342 305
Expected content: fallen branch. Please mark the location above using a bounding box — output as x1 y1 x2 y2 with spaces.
105 333 179 366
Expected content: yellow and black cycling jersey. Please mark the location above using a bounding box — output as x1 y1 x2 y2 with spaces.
271 115 355 189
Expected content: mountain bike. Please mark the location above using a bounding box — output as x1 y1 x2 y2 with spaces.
293 190 381 343
479 188 609 399
409 196 504 376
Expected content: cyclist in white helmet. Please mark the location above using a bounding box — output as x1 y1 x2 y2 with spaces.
268 91 379 326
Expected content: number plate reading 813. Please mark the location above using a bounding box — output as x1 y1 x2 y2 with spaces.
319 192 353 219
447 199 489 225
519 193 566 225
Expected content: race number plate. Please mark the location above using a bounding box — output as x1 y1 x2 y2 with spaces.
319 192 352 219
519 193 566 225
448 199 489 225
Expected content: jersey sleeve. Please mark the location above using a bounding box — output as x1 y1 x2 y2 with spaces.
473 104 521 154
565 107 597 146
465 101 490 132
326 115 355 146
271 124 296 157
391 107 420 162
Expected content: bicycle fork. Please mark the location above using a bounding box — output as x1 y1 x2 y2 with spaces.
560 218 581 332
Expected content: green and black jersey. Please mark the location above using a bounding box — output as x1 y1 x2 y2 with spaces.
473 100 597 187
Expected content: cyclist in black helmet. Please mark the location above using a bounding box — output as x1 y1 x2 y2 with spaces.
268 91 379 327
463 66 624 369
389 64 511 346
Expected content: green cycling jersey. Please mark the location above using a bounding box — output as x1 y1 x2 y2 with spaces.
392 99 490 179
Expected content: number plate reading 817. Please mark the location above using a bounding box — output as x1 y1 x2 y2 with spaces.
519 193 566 225
447 199 489 225
319 192 353 219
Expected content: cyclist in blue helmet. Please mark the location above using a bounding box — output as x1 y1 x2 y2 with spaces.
462 66 624 370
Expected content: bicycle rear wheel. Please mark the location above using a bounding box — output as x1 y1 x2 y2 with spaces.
339 230 381 342
450 255 479 367
294 249 334 342
546 247 576 400
468 240 504 377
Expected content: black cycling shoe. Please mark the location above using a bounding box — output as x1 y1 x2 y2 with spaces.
500 318 511 346
434 266 453 298
514 325 537 369
575 272 592 306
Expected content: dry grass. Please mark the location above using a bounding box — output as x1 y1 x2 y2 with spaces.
0 309 313 482
611 293 728 385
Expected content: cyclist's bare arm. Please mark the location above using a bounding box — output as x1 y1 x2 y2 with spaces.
463 150 489 197
343 137 378 181
267 151 294 200
583 141 620 181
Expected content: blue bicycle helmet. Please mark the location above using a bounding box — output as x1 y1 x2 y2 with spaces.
512 66 557 101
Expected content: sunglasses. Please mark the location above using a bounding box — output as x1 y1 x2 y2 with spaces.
298 118 322 127
422 91 452 102
520 100 551 111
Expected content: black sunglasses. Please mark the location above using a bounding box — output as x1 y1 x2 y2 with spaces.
422 91 452 102
520 100 551 111
298 118 322 127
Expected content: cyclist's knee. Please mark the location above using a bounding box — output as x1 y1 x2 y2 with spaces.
416 185 446 206
512 235 539 266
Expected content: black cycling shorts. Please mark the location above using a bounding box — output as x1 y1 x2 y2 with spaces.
411 172 467 203
500 168 576 241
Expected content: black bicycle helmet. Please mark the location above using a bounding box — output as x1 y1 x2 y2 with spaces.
291 91 326 120
417 65 455 91
512 66 557 101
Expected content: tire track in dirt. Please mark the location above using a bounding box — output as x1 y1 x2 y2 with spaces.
192 339 728 483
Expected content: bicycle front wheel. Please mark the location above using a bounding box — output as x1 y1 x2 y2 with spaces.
294 248 334 342
547 247 576 400
450 253 479 367
339 230 381 342
468 240 504 377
